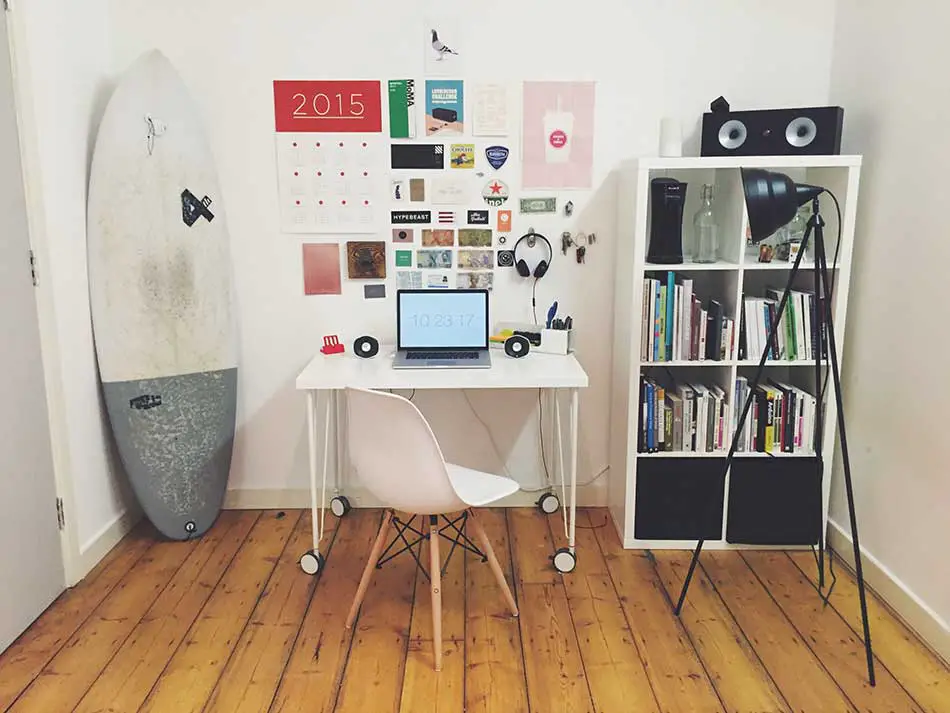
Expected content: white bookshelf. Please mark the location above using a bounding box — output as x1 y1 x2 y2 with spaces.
608 155 861 549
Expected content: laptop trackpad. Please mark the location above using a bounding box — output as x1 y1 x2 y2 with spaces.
426 360 456 366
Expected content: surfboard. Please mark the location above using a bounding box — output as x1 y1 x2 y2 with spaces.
87 50 237 540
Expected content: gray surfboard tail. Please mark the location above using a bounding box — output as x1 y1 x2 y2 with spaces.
103 368 237 541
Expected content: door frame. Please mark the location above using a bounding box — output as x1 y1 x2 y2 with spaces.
3 5 82 585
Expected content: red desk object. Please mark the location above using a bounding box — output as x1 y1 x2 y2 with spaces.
320 335 345 355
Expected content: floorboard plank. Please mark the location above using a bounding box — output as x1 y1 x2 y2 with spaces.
652 550 790 713
333 511 417 713
398 513 465 713
558 510 660 713
202 511 326 713
465 508 528 713
0 521 153 710
509 508 594 713
7 525 200 713
71 511 258 713
137 510 298 713
592 521 724 713
787 551 950 713
269 509 382 713
742 552 923 713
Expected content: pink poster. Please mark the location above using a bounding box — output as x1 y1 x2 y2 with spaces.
521 81 596 190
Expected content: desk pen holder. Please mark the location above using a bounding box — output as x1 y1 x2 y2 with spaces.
492 322 574 355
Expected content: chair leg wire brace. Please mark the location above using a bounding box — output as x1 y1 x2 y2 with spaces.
345 509 519 672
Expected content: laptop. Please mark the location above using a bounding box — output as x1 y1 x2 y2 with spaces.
393 289 492 369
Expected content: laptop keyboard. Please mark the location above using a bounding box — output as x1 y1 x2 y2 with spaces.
406 351 479 360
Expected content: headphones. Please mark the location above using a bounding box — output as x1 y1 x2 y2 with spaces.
514 231 553 279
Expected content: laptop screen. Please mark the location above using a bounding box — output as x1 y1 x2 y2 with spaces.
397 290 489 349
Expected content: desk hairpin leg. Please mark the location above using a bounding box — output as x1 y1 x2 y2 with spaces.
329 390 352 518
300 389 331 575
551 388 579 574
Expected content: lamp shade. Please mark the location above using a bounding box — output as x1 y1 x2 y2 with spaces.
741 168 823 243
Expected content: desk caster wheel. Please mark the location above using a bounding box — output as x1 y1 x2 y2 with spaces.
537 492 560 515
300 550 325 575
552 548 576 574
330 496 351 518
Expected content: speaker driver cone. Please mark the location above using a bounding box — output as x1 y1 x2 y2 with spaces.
718 119 748 150
786 116 818 148
353 335 379 358
504 335 530 358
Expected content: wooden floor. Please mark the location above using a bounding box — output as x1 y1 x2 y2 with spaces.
1 508 947 713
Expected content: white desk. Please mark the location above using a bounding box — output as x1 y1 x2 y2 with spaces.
295 347 589 574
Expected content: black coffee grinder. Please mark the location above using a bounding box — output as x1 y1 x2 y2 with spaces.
646 177 687 264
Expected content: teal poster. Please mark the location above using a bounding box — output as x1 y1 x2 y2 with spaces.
425 79 464 136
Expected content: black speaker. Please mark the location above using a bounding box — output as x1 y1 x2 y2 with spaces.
353 335 379 358
701 106 844 157
504 335 530 358
646 178 687 264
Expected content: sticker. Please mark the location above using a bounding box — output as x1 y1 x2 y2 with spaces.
391 144 444 170
457 272 494 290
426 26 462 75
549 129 568 148
388 79 416 139
467 210 489 224
497 250 515 267
436 211 455 224
450 144 475 169
498 235 507 245
363 284 387 299
430 176 470 204
409 178 425 202
520 197 557 214
482 179 509 207
458 229 492 247
391 210 431 224
497 209 512 232
391 179 407 203
422 229 454 246
397 270 423 289
395 249 413 267
426 79 464 135
181 190 214 226
485 146 509 170
392 228 414 243
458 249 494 269
427 273 451 289
346 241 386 279
417 249 453 269
129 394 162 410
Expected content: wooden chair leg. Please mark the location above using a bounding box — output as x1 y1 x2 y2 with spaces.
468 509 519 617
345 509 393 629
429 515 443 672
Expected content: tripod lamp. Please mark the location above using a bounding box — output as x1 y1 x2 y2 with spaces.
672 167 877 686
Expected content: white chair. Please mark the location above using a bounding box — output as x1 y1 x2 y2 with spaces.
343 387 520 671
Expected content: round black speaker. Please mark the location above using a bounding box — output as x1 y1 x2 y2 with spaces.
353 335 379 358
504 335 530 358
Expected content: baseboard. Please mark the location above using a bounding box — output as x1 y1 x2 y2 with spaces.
224 483 607 511
74 507 143 585
828 519 950 665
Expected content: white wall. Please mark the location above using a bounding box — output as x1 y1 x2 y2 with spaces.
106 0 837 502
829 0 950 645
11 0 133 559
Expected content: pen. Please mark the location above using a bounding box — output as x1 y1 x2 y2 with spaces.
545 301 558 329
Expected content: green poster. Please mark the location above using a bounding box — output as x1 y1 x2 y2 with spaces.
395 250 412 267
388 79 415 139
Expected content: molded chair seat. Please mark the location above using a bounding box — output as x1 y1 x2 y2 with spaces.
446 463 520 507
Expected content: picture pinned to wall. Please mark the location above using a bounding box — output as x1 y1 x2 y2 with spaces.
430 175 470 205
395 249 413 267
458 229 492 247
458 272 494 290
472 83 509 137
302 243 342 295
392 144 444 170
497 249 515 267
364 284 387 299
467 210 489 225
427 273 451 289
391 178 407 203
397 270 423 289
388 79 416 139
425 21 464 76
422 229 455 247
450 144 475 169
425 80 464 136
520 197 557 214
409 178 426 201
417 249 453 269
392 210 432 224
273 80 382 133
497 209 512 232
276 134 382 233
346 241 387 279
392 228 414 243
458 249 494 269
436 210 455 225
522 81 596 189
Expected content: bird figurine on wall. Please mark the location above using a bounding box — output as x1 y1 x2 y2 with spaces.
430 29 458 60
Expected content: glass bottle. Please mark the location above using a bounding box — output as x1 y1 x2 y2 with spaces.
693 184 719 263
785 205 810 262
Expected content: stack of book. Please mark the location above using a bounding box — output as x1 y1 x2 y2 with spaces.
739 288 827 362
641 271 735 362
638 376 730 453
733 376 818 454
